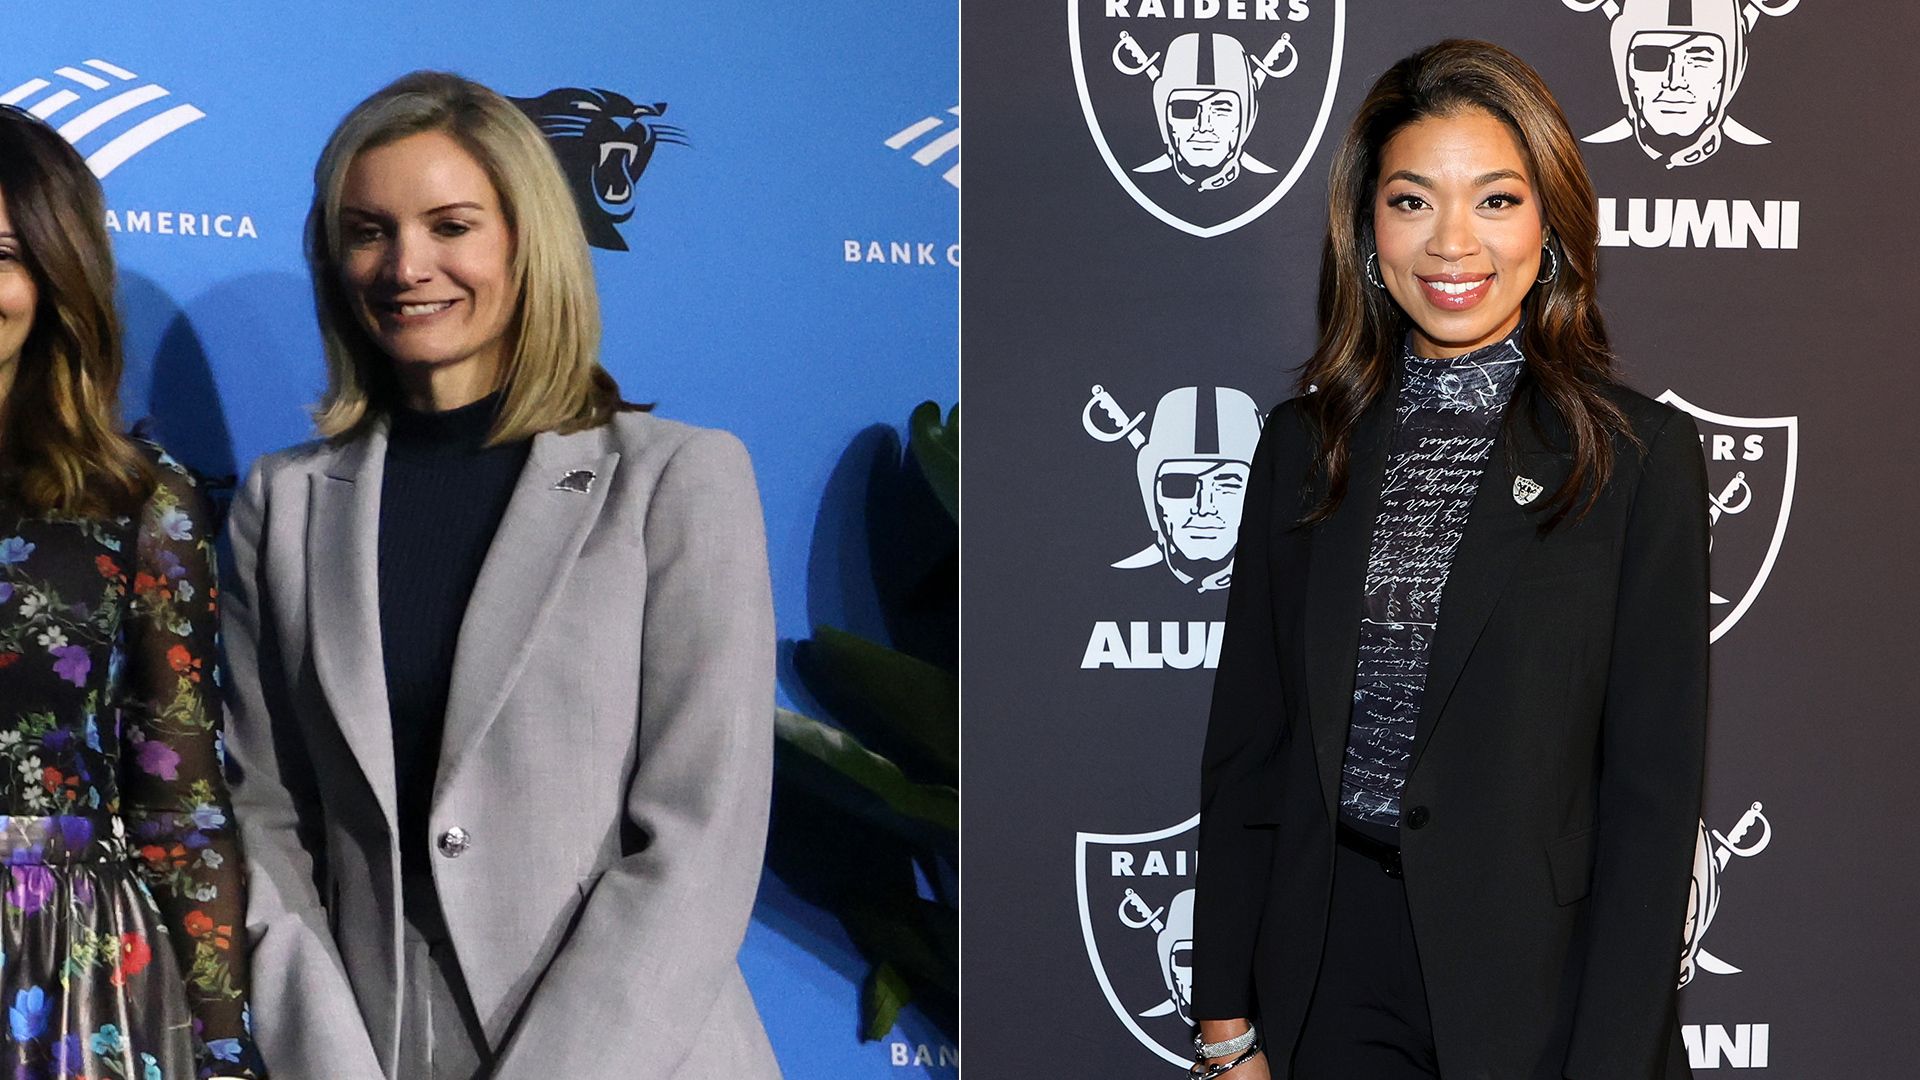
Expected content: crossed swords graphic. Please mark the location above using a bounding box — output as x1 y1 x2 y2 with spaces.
1118 887 1164 932
1083 386 1164 570
1111 31 1298 176
1707 470 1752 604
1118 888 1188 1019
1686 800 1772 981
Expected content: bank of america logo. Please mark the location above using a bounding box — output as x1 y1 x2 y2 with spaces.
886 106 959 188
1 59 204 178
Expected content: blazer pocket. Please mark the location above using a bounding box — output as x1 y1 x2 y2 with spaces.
1546 826 1597 905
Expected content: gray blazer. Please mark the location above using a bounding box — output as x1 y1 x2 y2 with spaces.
222 411 780 1079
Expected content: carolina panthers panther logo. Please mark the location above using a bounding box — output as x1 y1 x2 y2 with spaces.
509 87 687 251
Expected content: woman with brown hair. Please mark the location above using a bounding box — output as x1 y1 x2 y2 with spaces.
223 72 777 1079
0 105 263 1078
1188 40 1707 1079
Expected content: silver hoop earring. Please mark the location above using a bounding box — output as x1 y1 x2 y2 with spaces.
1535 242 1560 285
1365 252 1385 289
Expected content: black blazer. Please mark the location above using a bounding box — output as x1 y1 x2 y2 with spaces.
1192 376 1709 1080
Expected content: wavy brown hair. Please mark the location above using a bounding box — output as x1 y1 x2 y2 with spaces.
0 106 152 517
1300 39 1633 528
307 71 626 443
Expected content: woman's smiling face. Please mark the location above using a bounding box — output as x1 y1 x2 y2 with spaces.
336 129 517 392
1372 107 1544 358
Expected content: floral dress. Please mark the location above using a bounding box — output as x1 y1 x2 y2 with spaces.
0 446 264 1079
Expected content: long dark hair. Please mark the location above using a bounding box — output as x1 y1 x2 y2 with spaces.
0 105 152 516
1299 39 1632 527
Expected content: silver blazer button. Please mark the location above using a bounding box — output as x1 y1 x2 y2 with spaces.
437 827 471 858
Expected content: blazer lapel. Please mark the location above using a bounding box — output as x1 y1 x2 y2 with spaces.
435 428 620 791
307 426 401 833
1303 392 1394 818
1406 394 1562 774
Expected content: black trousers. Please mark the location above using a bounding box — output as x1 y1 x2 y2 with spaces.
1290 833 1441 1079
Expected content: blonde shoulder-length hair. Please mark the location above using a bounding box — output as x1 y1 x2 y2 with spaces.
306 70 625 443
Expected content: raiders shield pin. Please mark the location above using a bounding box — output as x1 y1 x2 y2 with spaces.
1512 475 1544 505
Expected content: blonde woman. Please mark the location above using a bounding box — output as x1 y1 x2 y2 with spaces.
223 73 778 1079
0 105 263 1078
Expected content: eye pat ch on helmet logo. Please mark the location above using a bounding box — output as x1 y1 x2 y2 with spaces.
1083 384 1263 595
1562 0 1799 170
1077 816 1202 1068
1070 0 1345 237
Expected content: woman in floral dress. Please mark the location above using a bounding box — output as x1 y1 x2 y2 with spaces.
0 106 263 1078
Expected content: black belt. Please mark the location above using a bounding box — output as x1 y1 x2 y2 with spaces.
1336 822 1404 879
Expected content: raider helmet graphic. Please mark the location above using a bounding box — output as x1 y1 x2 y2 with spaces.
1114 31 1297 191
1566 0 1798 168
1149 889 1196 1025
1084 385 1264 593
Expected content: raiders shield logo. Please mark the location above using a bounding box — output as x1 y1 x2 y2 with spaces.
1561 0 1799 169
1657 391 1797 642
1077 815 1202 1067
1069 0 1345 237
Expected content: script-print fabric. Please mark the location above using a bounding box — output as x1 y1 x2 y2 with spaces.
1340 334 1524 834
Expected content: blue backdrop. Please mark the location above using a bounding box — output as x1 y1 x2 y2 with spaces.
5 5 956 1075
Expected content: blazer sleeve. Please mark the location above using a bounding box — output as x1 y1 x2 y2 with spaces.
221 461 387 1079
1190 407 1288 1021
1564 409 1710 1079
491 429 775 1079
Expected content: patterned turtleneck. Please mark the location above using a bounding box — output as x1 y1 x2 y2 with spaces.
1338 327 1525 844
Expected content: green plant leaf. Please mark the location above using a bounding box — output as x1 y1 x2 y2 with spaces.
863 961 912 1042
800 626 957 785
845 897 957 993
909 401 958 522
775 707 957 835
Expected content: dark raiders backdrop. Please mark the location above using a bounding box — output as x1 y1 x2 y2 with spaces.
962 0 1918 1075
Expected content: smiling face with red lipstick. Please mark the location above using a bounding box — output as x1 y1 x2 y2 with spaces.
1371 107 1544 359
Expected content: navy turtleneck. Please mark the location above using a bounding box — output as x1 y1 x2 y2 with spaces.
1338 328 1526 843
377 391 532 932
